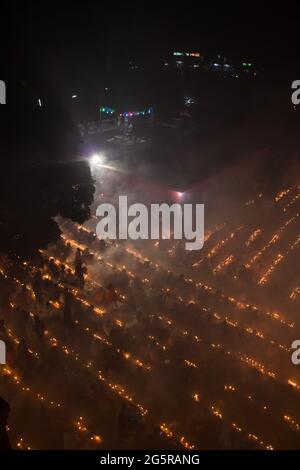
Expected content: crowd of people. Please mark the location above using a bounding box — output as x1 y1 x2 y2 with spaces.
1 182 300 450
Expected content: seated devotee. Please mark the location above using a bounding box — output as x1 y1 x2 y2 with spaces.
33 314 46 344
0 397 11 450
105 283 119 307
0 276 12 320
75 248 82 267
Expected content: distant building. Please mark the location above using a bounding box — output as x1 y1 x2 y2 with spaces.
162 51 256 78
172 51 203 69
208 55 257 78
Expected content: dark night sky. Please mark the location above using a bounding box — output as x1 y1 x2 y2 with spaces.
2 1 299 130
10 2 300 83
26 3 299 57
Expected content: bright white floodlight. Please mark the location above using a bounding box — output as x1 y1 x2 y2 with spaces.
90 153 105 166
177 192 183 198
